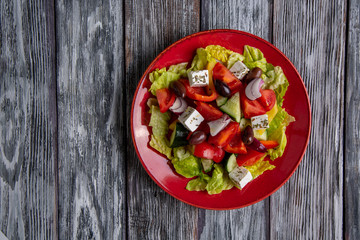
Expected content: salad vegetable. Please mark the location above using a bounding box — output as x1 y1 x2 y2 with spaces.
146 45 295 195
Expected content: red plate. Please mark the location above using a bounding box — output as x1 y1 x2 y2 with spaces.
131 30 311 210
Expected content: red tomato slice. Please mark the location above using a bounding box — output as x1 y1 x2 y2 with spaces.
260 140 279 149
195 101 223 121
258 89 276 112
223 125 247 154
236 148 266 167
212 62 243 93
208 122 238 148
193 142 214 160
156 88 176 113
212 147 225 163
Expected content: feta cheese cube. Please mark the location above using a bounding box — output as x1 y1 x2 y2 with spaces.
229 61 249 80
229 166 253 189
187 70 209 87
251 114 269 130
178 107 204 132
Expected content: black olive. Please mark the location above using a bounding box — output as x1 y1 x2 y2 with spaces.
189 131 207 145
170 81 186 98
214 79 231 97
244 67 262 83
241 125 254 145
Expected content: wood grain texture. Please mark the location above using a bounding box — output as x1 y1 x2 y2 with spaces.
56 0 126 239
125 1 201 239
345 0 360 239
0 0 57 239
270 0 346 239
200 1 272 239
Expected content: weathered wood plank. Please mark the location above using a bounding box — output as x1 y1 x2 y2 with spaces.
0 0 57 239
56 0 126 239
125 0 201 239
199 0 272 239
270 0 346 239
345 0 360 238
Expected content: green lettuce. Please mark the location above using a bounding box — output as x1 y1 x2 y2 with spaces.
262 66 289 106
186 173 211 191
205 45 236 63
227 52 245 69
148 105 172 158
188 48 211 72
267 108 295 160
243 45 268 72
205 164 234 195
171 154 202 178
149 135 172 159
149 62 187 95
245 156 276 179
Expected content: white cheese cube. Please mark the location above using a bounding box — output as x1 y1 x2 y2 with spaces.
229 61 249 80
251 114 269 130
229 166 253 189
178 107 204 132
187 70 209 87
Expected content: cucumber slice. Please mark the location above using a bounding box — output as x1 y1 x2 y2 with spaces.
216 95 228 107
254 129 267 141
225 154 238 172
220 92 241 122
201 158 214 173
169 122 189 148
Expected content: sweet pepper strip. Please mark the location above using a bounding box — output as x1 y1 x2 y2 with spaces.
179 79 218 102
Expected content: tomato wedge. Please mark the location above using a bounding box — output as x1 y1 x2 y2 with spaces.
195 101 223 121
212 147 225 163
212 62 242 93
193 142 214 160
156 88 176 113
236 148 266 167
241 88 276 118
179 79 217 102
223 125 247 154
260 140 279 149
208 122 238 148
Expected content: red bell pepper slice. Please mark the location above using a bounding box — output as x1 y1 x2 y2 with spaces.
223 125 247 154
236 148 266 167
208 121 238 148
179 79 217 102
156 88 176 113
193 142 214 160
212 147 225 163
212 62 243 93
260 140 279 149
195 101 223 121
240 88 276 118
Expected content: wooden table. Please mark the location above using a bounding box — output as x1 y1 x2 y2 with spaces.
1 0 359 239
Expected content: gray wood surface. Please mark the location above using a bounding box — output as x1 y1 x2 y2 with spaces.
56 0 126 239
345 0 360 239
0 0 57 239
124 1 201 239
0 0 359 239
270 0 346 239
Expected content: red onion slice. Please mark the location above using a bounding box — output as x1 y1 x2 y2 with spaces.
245 78 264 100
169 97 182 111
172 98 188 114
207 114 231 136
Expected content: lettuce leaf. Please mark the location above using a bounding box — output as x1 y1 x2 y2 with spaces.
186 173 211 191
266 108 295 160
149 62 187 95
171 154 202 178
243 45 268 72
227 52 245 69
205 164 234 195
149 135 172 159
188 48 211 72
262 66 289 106
205 45 236 63
148 105 172 158
245 156 276 179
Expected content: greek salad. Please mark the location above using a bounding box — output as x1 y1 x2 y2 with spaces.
146 45 295 195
